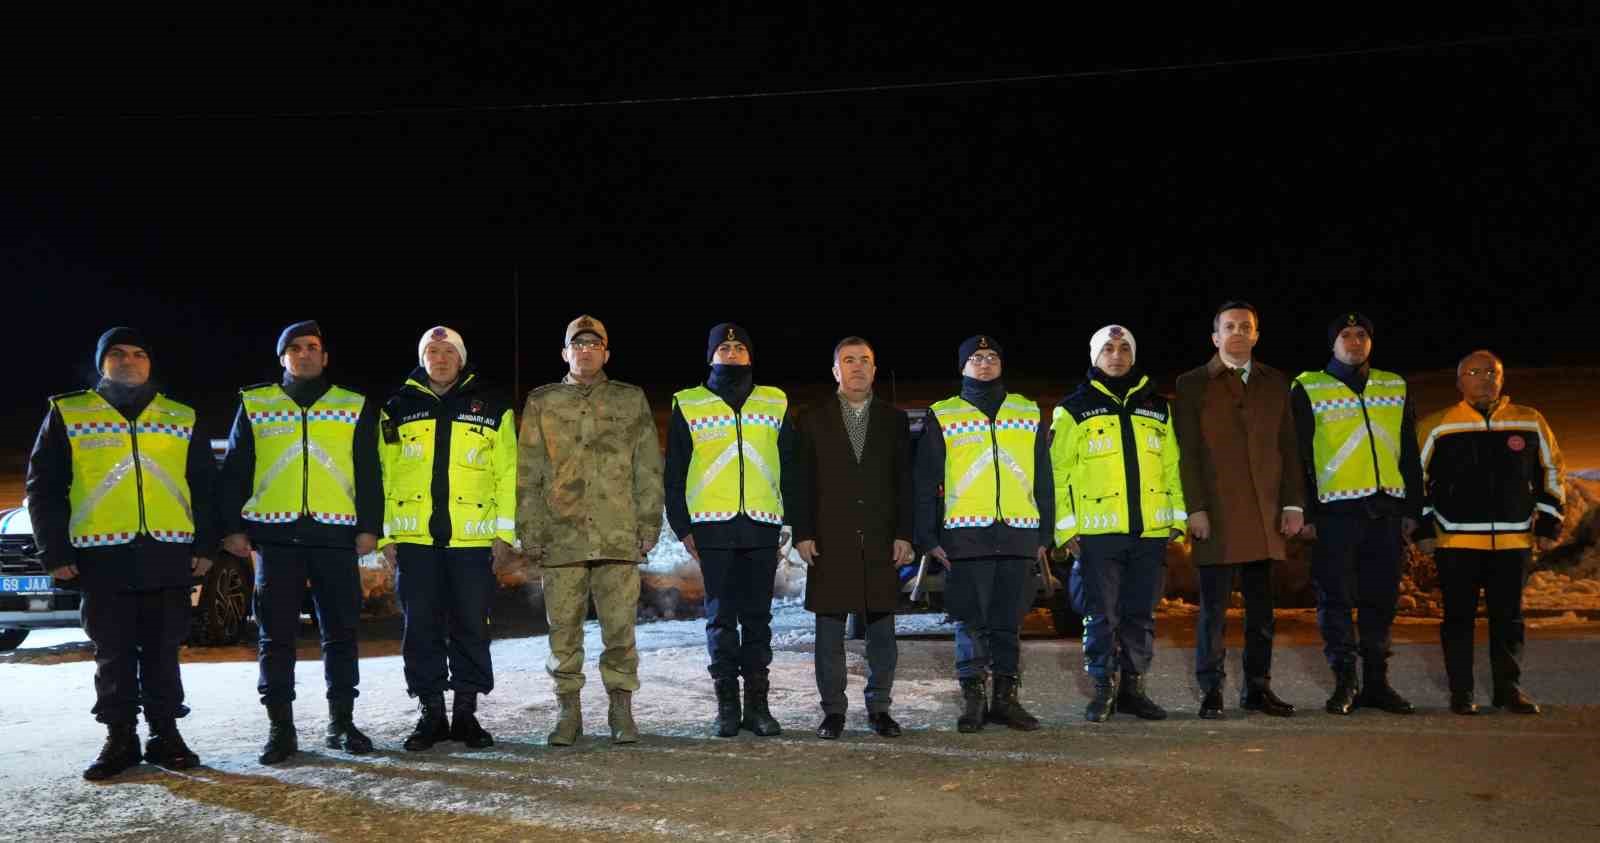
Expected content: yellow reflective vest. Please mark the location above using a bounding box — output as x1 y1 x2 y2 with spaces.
673 384 787 525
378 374 517 547
1049 376 1186 546
930 395 1042 530
53 390 197 547
239 384 364 525
1293 369 1407 504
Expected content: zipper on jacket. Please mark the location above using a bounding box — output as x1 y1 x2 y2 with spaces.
129 419 149 534
735 411 747 515
1115 389 1144 537
988 418 1003 520
300 407 311 516
1480 404 1497 550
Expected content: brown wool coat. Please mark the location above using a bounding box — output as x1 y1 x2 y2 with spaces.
1173 355 1306 566
791 398 914 614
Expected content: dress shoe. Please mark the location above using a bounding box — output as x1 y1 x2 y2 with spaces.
1493 686 1541 715
1449 692 1479 715
1241 686 1296 717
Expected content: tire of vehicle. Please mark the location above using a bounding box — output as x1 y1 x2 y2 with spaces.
0 628 29 651
190 556 254 646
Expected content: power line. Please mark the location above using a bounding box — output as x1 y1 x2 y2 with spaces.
27 26 1597 122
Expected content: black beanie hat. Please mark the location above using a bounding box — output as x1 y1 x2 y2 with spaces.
95 327 150 370
957 334 1003 369
1327 312 1375 348
277 320 324 356
706 322 753 363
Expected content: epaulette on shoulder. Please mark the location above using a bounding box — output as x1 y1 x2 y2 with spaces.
527 382 565 400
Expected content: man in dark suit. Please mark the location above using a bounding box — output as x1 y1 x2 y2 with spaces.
792 337 914 739
1174 301 1305 719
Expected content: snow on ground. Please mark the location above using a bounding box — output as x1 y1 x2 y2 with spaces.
0 604 959 841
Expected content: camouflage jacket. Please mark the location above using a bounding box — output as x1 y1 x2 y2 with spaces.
517 372 665 566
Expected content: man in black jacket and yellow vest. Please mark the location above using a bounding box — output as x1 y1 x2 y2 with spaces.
379 326 516 750
1417 350 1564 715
1291 312 1423 715
221 320 383 763
664 323 799 738
914 335 1053 733
26 327 217 780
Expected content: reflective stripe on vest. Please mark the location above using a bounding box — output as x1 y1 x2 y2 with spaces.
932 394 1041 529
1295 369 1407 503
240 384 364 525
674 385 786 525
55 391 196 547
380 379 516 546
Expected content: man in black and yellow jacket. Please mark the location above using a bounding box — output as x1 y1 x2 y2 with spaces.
380 326 516 749
1050 325 1185 723
1417 350 1564 716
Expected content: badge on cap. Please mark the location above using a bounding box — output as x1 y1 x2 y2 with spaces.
1346 314 1358 327
577 318 594 330
431 327 449 340
1109 326 1124 338
726 327 738 342
977 336 991 349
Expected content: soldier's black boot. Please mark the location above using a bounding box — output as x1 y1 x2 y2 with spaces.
1085 677 1118 723
84 721 143 781
957 675 987 733
326 698 374 753
986 674 1042 730
144 715 200 769
1325 666 1360 715
451 692 495 748
1356 662 1415 715
259 703 298 765
1115 672 1169 721
713 679 742 738
740 673 783 737
404 696 451 751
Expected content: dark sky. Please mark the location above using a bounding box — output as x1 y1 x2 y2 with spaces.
5 5 1597 442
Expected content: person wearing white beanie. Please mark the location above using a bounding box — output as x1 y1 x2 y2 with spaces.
1088 324 1136 366
418 326 467 375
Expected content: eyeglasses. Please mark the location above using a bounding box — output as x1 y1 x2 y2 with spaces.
568 338 606 351
1463 367 1501 379
967 353 1001 365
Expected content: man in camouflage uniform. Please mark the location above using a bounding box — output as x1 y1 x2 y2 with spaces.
518 315 664 745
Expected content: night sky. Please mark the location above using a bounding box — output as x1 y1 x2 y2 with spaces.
6 5 1597 447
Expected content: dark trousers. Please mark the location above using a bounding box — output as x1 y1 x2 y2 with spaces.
396 544 495 699
81 588 191 724
700 546 780 681
1310 514 1401 671
815 611 897 714
255 543 362 706
1437 547 1528 695
1077 535 1166 682
1195 560 1276 693
946 555 1032 680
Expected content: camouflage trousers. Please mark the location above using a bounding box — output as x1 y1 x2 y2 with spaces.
542 561 641 695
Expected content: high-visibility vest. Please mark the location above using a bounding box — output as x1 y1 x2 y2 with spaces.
379 374 517 547
1294 369 1407 503
930 394 1042 530
239 384 365 525
673 385 787 526
53 390 197 547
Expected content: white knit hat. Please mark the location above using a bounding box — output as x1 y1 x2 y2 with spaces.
418 325 467 367
1089 324 1136 365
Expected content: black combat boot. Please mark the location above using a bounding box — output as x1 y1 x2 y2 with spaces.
404 696 451 751
84 721 143 781
259 703 298 765
1325 666 1360 715
1356 662 1415 715
144 714 200 769
451 692 495 748
326 698 374 752
957 675 987 733
740 672 783 737
713 679 742 738
986 675 1042 730
1085 677 1117 723
1115 672 1168 721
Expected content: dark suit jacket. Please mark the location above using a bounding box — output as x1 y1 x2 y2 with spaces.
1173 355 1305 566
791 396 913 613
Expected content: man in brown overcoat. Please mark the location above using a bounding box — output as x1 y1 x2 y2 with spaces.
1174 301 1306 719
791 336 914 739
